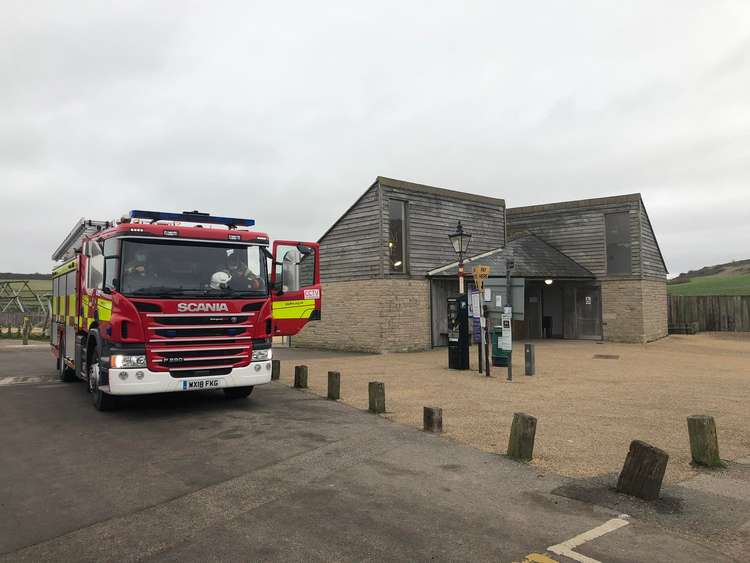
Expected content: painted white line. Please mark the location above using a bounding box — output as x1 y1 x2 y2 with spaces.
0 376 45 386
548 517 630 563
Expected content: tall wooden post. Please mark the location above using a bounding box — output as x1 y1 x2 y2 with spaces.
483 305 491 377
271 359 281 381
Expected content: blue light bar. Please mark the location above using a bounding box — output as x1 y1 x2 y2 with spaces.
129 210 255 227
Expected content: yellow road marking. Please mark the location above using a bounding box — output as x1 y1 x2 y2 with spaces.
522 553 560 563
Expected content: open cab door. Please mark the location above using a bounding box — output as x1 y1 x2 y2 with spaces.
271 241 321 337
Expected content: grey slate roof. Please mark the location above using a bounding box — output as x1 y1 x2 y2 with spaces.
427 233 595 279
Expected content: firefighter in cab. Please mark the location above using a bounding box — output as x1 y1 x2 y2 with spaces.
225 250 263 291
124 251 158 281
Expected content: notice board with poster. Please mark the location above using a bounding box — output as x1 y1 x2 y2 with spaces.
469 288 481 343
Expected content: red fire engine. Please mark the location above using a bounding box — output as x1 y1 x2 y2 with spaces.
51 210 321 410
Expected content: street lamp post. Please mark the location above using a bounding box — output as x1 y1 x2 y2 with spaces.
449 221 472 294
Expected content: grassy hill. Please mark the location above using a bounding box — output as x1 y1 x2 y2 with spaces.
668 260 750 296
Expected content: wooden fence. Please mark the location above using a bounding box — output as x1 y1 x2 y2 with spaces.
668 295 750 332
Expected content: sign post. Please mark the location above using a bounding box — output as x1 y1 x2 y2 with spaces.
472 266 490 375
470 289 482 373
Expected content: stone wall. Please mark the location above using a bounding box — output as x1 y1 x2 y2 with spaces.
641 279 668 342
292 278 432 353
601 278 667 343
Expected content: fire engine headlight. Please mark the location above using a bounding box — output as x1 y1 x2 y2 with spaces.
111 354 147 369
251 349 272 362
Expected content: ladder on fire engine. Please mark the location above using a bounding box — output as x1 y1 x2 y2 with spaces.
51 218 111 262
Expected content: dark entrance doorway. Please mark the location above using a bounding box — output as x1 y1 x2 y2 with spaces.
525 280 601 340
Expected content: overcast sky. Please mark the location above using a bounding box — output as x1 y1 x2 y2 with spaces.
2 1 749 275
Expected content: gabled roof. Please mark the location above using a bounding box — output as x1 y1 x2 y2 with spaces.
428 233 595 279
508 193 641 214
508 192 667 274
378 176 505 207
318 176 505 244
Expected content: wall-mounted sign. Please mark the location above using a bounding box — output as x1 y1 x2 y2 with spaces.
585 296 592 305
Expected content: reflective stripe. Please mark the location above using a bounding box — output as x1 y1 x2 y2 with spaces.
52 259 77 278
98 300 112 321
272 299 316 320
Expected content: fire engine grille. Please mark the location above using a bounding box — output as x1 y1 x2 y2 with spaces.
145 311 255 372
153 327 248 338
152 314 250 326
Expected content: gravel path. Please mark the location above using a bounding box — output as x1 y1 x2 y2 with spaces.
278 333 750 483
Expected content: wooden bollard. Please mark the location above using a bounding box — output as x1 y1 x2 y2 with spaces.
507 412 537 461
687 415 723 467
616 440 668 500
293 365 308 389
423 407 443 433
327 371 341 400
271 359 281 381
368 382 385 413
524 343 535 376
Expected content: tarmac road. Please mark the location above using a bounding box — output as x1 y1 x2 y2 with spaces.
0 342 740 562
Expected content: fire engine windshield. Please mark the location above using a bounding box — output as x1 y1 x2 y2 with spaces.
118 239 268 298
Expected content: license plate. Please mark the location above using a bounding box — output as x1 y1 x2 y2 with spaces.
180 378 223 391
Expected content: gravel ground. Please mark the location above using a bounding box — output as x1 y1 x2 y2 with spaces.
278 333 750 483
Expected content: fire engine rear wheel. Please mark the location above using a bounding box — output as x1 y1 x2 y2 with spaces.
88 349 118 411
58 339 76 382
223 386 254 399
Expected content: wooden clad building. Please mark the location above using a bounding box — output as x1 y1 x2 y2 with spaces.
294 177 668 352
294 177 505 352
507 194 668 342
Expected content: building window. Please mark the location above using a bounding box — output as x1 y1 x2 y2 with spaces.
605 212 632 274
388 199 407 273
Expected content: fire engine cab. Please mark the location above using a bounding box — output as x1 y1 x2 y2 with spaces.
50 210 321 411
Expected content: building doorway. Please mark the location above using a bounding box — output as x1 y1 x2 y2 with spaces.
524 280 600 340
574 286 601 339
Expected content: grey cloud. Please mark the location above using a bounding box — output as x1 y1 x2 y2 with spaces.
1 1 749 274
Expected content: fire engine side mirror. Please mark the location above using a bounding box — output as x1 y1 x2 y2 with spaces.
281 249 301 293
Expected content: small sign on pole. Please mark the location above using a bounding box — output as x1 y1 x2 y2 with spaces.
472 265 490 290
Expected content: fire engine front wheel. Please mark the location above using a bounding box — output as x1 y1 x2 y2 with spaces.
88 349 118 411
223 386 254 399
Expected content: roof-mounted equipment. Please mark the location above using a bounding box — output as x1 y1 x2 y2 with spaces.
129 210 255 229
